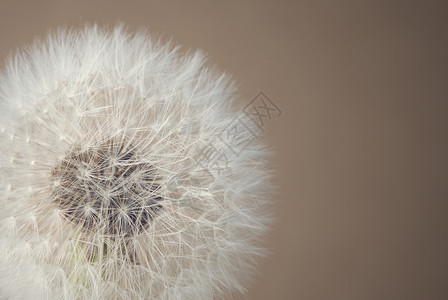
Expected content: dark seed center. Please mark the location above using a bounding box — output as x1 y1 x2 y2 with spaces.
51 140 162 237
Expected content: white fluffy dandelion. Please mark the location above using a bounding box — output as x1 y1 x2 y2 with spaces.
0 25 271 299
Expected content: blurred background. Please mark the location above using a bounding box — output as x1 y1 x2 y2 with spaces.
1 1 447 299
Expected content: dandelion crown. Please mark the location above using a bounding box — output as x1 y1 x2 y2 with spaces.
0 26 271 299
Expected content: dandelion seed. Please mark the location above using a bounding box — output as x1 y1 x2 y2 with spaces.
0 25 272 299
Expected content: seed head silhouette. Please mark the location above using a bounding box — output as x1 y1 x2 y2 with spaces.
0 25 271 299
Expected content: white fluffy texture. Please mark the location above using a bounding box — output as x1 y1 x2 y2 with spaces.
0 26 271 299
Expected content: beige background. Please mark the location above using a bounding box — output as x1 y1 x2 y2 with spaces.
1 1 448 299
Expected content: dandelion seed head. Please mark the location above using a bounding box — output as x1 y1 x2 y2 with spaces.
0 25 272 299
